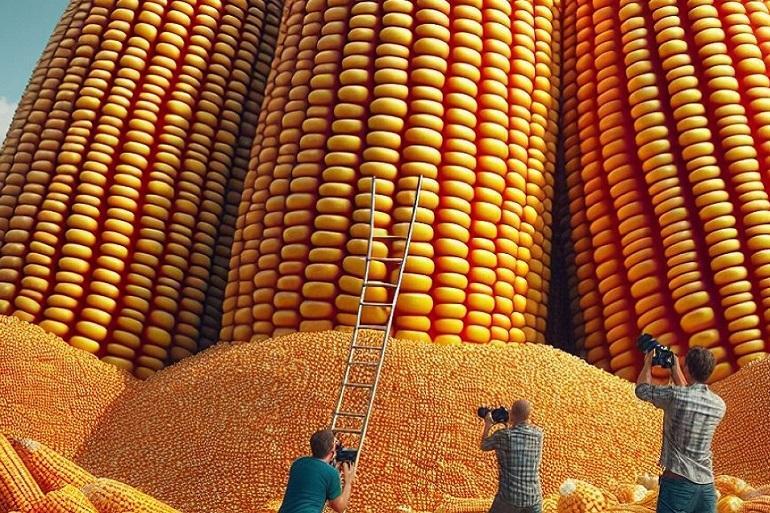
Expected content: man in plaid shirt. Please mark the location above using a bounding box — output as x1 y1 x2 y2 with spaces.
480 399 543 513
635 346 726 513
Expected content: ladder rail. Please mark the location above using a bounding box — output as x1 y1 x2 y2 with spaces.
330 176 423 470
351 176 423 467
331 178 379 431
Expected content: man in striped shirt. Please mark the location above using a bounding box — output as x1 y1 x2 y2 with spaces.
635 346 726 513
481 399 544 513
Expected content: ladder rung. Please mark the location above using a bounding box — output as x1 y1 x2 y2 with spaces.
349 360 378 367
363 281 397 288
335 412 366 418
344 382 374 388
357 324 389 330
367 256 403 263
372 234 406 240
351 344 384 350
360 301 392 307
334 428 363 435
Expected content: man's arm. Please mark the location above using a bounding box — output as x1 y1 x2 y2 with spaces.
635 352 676 409
671 354 687 386
636 351 654 386
328 462 356 513
480 413 496 451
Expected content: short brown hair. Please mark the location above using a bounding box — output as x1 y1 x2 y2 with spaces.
685 347 716 383
310 429 335 458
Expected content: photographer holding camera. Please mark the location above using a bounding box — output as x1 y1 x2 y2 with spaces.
278 429 356 513
480 399 544 513
635 336 726 513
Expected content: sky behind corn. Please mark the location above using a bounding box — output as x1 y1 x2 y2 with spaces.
0 0 68 142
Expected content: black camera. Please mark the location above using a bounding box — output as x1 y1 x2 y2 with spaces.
636 332 675 369
334 441 357 466
477 406 509 424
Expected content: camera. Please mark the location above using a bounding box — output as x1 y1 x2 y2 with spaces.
636 332 675 369
334 441 357 465
477 406 509 424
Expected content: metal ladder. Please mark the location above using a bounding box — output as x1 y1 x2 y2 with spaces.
330 175 423 467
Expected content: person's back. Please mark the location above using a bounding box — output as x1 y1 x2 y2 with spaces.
278 429 356 513
654 384 725 481
481 399 543 513
278 457 341 513
489 424 543 506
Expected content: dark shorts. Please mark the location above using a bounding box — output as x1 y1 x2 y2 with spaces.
488 495 542 513
657 476 717 513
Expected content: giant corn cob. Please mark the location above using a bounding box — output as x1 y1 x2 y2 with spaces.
558 0 770 379
0 0 283 378
222 0 562 344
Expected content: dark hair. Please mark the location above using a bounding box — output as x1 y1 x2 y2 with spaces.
310 429 335 458
685 347 716 383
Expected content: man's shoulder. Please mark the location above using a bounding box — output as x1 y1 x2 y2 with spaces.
292 456 325 470
635 382 674 398
511 423 543 436
678 384 726 410
291 457 337 478
705 386 727 412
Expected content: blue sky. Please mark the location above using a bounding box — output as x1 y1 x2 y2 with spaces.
0 0 68 142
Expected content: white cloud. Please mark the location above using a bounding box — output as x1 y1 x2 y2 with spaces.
0 97 19 146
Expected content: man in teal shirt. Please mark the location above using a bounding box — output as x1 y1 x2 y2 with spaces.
279 429 356 513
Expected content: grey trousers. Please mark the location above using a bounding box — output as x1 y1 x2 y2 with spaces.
488 495 542 513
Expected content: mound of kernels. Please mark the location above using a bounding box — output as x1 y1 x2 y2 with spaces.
0 317 131 455
713 356 770 483
0 318 766 513
75 329 662 513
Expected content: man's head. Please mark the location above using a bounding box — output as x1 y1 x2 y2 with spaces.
684 347 716 384
511 399 532 424
310 429 336 460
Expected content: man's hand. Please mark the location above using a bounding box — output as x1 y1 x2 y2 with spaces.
480 411 495 451
340 461 357 485
329 462 356 513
